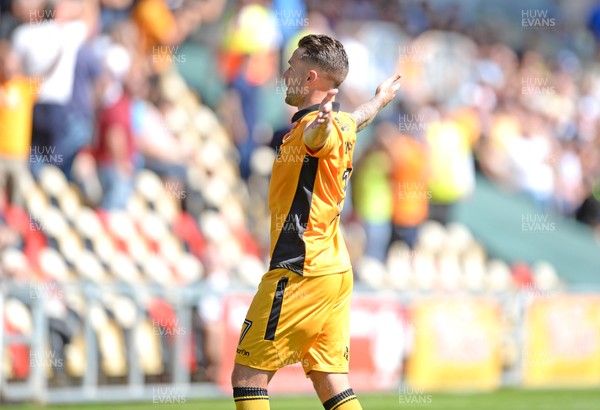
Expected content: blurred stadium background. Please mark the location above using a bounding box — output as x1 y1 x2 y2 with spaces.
1 0 600 408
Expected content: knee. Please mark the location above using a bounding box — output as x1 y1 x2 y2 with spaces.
231 364 246 387
231 364 271 388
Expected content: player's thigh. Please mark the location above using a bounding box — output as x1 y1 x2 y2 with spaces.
303 269 353 375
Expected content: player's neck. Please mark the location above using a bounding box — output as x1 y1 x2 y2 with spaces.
297 92 329 111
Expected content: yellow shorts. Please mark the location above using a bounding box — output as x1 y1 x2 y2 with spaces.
234 268 353 376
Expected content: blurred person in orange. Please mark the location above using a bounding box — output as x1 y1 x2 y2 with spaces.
383 125 429 249
0 40 35 208
132 0 224 72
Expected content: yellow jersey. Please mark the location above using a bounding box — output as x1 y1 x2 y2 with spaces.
268 103 356 276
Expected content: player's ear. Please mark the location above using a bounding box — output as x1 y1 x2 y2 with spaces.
306 70 317 83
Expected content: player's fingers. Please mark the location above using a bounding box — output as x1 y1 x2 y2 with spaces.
320 89 338 108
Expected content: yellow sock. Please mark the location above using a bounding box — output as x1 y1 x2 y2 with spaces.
233 387 270 410
323 388 362 410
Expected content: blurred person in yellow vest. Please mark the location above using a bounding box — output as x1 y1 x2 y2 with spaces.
352 127 393 262
426 106 479 225
219 1 280 179
0 41 36 208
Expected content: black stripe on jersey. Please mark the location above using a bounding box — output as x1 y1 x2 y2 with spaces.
269 154 319 275
264 276 289 340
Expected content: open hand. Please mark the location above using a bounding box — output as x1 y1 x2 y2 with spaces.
375 74 401 108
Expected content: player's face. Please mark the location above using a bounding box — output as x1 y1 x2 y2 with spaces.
282 48 310 107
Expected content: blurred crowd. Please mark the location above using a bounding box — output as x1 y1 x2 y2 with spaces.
0 0 599 386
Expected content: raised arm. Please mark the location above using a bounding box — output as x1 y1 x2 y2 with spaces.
352 74 402 132
303 89 338 152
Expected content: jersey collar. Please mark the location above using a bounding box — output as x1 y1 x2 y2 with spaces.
291 102 340 123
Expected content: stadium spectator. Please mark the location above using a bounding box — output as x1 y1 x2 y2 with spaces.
93 43 136 210
0 41 35 208
383 126 429 249
352 131 393 263
426 107 476 225
12 0 92 178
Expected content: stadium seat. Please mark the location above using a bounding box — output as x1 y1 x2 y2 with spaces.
134 318 164 376
142 254 174 285
65 334 86 378
155 195 180 224
437 249 463 291
125 193 148 223
58 229 85 266
386 241 414 291
356 256 387 289
412 248 437 292
445 222 475 254
39 207 70 240
38 247 71 282
98 319 128 378
2 248 31 279
174 253 205 284
416 220 447 254
250 146 277 177
4 297 33 336
74 207 105 240
106 211 138 242
92 233 117 265
38 166 69 199
135 170 165 204
486 259 513 292
74 250 108 283
110 252 144 284
236 254 264 287
462 247 487 292
57 185 83 222
532 261 561 291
